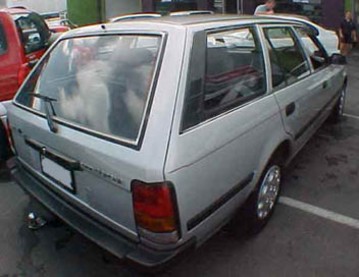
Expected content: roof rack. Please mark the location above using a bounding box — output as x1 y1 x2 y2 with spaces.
169 10 214 16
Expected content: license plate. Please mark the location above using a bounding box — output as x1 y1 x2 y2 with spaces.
41 156 74 191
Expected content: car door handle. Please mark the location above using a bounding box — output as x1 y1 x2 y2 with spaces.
322 81 328 89
285 102 296 117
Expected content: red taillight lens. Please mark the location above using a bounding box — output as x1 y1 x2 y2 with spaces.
17 63 31 87
132 181 178 234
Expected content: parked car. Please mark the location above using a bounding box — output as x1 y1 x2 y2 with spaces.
0 101 10 162
0 7 60 102
264 14 340 55
7 15 347 270
0 7 69 162
41 12 75 33
45 19 71 33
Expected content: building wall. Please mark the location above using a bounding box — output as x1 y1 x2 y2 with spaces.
104 0 141 19
322 0 344 30
142 0 210 13
6 0 66 12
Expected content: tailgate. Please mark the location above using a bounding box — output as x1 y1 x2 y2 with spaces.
8 105 139 240
6 31 175 245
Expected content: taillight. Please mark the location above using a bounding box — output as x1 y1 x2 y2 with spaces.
17 63 31 87
132 181 179 244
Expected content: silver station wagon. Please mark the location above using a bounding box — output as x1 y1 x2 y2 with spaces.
7 15 347 269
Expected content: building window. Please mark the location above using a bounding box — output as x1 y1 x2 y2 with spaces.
214 0 225 14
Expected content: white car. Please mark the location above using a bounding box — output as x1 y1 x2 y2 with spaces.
7 15 347 270
264 14 339 55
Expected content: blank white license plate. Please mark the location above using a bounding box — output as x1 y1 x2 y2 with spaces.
41 156 74 191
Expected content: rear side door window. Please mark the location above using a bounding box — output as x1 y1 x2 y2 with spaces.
12 12 50 54
263 26 310 90
0 22 7 55
294 27 329 71
182 26 267 130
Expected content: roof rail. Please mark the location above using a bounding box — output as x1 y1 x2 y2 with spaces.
169 10 214 16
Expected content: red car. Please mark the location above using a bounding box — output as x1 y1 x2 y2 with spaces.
0 7 54 101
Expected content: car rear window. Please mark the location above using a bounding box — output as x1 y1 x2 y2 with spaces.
12 12 50 54
15 34 163 144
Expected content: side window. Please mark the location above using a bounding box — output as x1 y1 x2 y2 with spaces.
204 27 266 118
181 27 267 131
295 27 328 70
13 13 49 54
0 23 7 55
264 27 310 90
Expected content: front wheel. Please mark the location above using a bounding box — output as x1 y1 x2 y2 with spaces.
246 162 282 234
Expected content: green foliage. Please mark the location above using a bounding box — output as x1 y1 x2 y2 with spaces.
67 0 105 26
345 0 353 12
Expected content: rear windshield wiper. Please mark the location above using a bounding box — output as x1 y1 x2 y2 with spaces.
29 93 58 133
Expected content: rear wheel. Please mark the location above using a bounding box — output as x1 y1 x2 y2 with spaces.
246 160 282 234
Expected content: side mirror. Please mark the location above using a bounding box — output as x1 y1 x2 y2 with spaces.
330 53 347 65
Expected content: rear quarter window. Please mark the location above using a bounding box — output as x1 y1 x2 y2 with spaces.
15 34 163 145
182 26 267 130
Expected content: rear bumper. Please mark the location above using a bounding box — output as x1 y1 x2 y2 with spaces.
9 158 195 270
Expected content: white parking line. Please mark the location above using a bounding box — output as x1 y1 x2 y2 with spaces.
279 196 359 230
343 113 359 120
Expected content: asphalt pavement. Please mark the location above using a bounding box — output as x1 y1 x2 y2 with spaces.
1 51 359 277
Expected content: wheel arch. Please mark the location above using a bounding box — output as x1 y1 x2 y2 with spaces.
269 139 292 167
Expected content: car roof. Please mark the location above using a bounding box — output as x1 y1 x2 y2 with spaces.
62 14 307 39
262 14 321 29
148 14 268 25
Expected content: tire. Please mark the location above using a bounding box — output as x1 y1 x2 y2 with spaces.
330 85 346 123
245 160 282 235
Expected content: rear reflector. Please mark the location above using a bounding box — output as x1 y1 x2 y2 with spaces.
132 181 179 244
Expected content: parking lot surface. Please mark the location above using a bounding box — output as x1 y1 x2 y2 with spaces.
1 52 359 276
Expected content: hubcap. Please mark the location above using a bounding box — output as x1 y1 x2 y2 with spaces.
257 165 281 220
338 87 346 116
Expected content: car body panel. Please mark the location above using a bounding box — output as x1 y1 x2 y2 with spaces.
6 15 347 268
